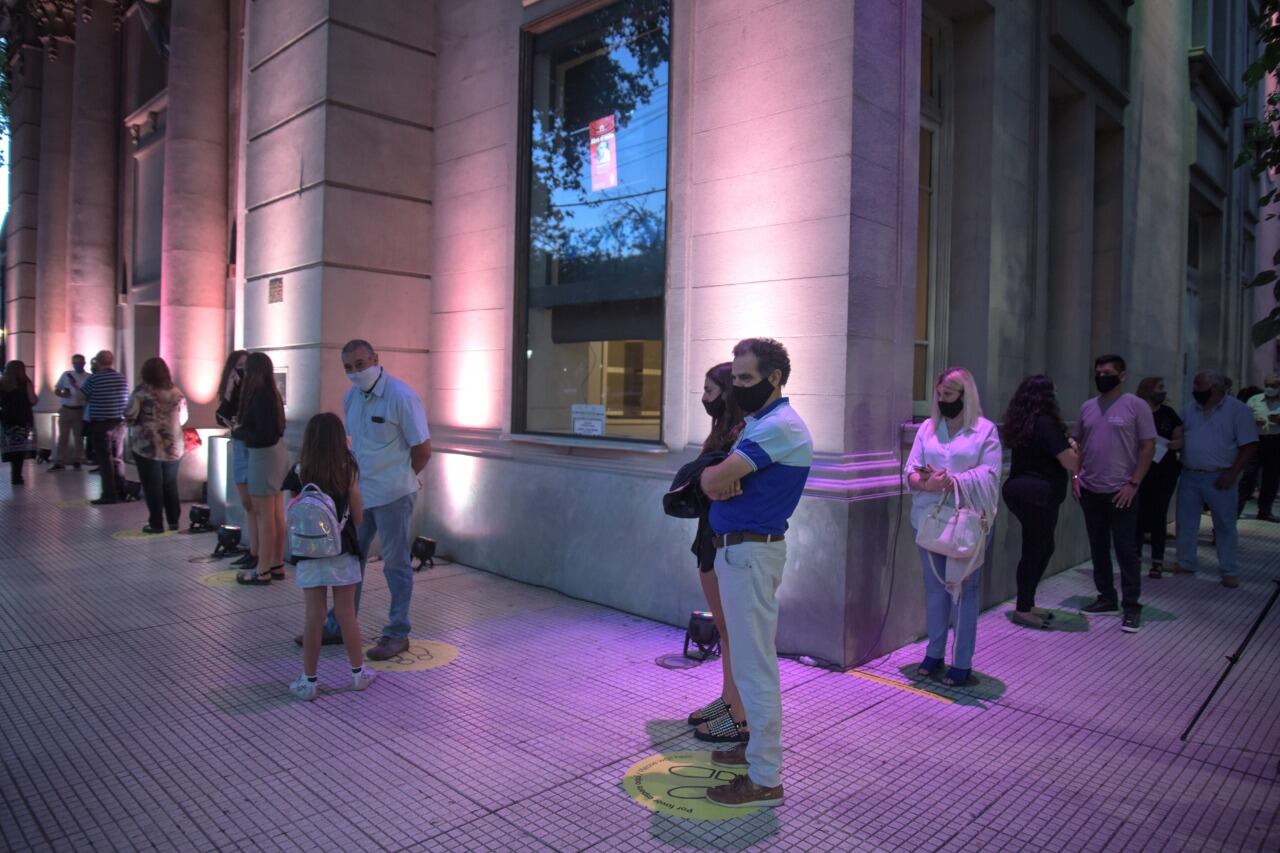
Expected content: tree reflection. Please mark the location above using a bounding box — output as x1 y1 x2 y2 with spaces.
528 0 670 292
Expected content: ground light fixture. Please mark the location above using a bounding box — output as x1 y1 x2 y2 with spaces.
188 504 214 532
411 536 437 571
684 610 720 661
212 525 242 558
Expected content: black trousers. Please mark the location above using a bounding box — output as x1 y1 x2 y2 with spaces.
4 452 24 483
1257 434 1280 518
92 420 126 502
1080 487 1142 613
1137 468 1179 565
1002 476 1062 612
135 456 181 528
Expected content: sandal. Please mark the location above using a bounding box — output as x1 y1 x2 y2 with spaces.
270 565 285 580
235 568 273 585
943 667 977 687
687 697 730 727
694 712 749 744
916 656 944 678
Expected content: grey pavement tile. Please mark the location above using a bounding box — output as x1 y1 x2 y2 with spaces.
2 472 1279 851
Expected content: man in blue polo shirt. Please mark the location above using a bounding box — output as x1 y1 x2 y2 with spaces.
1175 369 1258 587
80 350 131 505
698 337 812 808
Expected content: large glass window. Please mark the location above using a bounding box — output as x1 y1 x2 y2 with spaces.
517 0 671 441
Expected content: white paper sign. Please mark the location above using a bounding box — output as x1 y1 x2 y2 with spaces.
1153 435 1169 465
571 404 606 436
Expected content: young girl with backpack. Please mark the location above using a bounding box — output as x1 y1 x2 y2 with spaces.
283 412 376 700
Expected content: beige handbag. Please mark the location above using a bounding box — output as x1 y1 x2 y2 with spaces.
914 477 989 561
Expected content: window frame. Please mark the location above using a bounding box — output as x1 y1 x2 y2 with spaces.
913 9 954 416
512 0 675 444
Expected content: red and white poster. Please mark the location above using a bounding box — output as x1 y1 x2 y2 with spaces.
589 114 618 192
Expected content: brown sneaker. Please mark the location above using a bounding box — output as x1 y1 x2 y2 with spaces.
1163 563 1193 575
711 744 748 769
706 773 784 808
1221 576 1239 589
366 635 410 660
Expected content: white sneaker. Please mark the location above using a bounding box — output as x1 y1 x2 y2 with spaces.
351 666 377 691
290 675 318 701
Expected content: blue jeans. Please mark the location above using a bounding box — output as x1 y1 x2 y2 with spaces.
135 456 181 529
716 540 787 789
324 492 417 639
918 546 981 671
231 438 249 485
1175 470 1238 577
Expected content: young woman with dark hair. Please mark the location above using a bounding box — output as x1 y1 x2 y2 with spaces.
125 357 188 533
284 412 375 700
1134 376 1184 578
216 350 260 571
234 352 289 584
1000 374 1079 629
0 361 38 485
686 362 750 743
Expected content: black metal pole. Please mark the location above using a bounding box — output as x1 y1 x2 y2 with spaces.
1181 579 1280 742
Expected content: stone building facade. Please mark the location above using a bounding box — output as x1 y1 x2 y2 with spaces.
3 0 1277 666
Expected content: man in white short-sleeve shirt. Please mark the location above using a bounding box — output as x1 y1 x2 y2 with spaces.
319 339 432 661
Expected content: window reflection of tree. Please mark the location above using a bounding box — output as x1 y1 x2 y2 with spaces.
529 1 670 291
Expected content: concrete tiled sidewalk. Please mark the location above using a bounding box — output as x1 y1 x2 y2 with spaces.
1 467 1277 852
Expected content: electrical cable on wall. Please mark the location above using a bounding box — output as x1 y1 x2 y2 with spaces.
792 418 915 671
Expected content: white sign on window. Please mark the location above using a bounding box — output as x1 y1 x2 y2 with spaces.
571 404 606 436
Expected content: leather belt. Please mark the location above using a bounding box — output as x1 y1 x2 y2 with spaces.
1185 467 1225 474
713 532 785 549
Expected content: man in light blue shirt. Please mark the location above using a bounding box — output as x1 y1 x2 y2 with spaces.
698 337 812 809
1175 370 1258 587
319 339 432 660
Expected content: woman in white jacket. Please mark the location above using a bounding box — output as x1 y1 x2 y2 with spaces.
904 367 1002 686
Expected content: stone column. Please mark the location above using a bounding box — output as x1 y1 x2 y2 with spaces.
33 42 75 402
1046 93 1096 406
4 44 43 367
243 0 434 425
66 0 121 365
159 0 229 423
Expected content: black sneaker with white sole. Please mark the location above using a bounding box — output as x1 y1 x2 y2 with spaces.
1081 598 1119 614
1121 611 1142 633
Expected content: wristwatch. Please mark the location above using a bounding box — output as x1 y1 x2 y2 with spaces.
1127 480 1140 488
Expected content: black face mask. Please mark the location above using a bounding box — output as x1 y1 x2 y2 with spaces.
1192 389 1213 407
703 396 726 420
735 377 775 415
1150 391 1167 405
938 397 964 419
1095 374 1121 394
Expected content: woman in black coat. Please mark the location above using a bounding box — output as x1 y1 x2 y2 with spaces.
0 361 39 485
683 362 750 744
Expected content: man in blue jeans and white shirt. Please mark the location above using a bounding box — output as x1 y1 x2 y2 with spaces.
1175 370 1258 588
309 339 432 661
699 337 812 808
